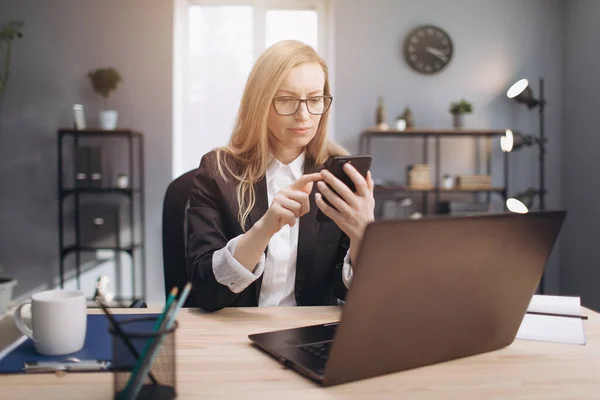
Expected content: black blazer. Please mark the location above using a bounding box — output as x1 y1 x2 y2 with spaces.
185 150 350 312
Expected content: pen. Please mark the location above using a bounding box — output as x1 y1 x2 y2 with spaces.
23 360 111 373
526 311 588 320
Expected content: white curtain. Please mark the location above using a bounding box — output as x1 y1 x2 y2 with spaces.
173 0 329 178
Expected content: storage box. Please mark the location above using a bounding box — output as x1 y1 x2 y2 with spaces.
79 205 120 248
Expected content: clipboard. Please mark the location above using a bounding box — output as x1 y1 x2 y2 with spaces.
0 313 158 374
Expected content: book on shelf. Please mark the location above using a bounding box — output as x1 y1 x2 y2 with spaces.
407 164 432 189
455 175 492 189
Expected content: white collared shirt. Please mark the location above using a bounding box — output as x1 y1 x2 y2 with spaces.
211 152 353 306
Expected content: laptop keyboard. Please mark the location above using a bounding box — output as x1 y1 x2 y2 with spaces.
298 340 333 361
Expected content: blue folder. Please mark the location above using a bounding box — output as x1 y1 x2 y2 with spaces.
0 313 158 374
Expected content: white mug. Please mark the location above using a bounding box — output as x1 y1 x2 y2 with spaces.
13 289 87 356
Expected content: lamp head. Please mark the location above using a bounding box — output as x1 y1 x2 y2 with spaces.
506 198 529 214
506 188 540 213
506 79 540 109
500 129 514 152
501 129 538 152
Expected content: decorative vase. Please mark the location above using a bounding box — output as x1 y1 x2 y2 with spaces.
376 97 388 130
116 174 129 189
443 175 454 189
100 110 118 130
453 113 463 128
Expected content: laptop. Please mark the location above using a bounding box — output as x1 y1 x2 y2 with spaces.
248 210 566 386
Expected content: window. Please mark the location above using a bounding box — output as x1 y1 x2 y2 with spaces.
266 10 318 50
173 0 331 178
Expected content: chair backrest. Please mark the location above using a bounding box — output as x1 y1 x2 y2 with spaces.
162 168 198 307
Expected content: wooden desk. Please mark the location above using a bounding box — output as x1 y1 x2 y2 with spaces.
2 306 599 399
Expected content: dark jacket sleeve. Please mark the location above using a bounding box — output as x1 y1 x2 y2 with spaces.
185 152 244 312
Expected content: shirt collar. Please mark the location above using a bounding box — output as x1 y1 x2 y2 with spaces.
267 151 305 181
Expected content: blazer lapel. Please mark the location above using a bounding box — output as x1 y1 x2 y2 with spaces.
295 163 321 299
248 175 269 302
247 175 269 230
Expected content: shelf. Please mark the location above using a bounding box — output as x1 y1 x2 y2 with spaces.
62 243 142 256
374 185 505 193
362 128 515 138
59 128 142 138
57 127 146 299
61 187 142 197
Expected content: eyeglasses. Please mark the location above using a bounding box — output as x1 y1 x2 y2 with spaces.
272 95 333 116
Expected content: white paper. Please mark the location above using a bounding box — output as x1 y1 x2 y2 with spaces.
527 294 582 316
515 295 586 345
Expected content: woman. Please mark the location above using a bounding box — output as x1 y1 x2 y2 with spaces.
186 40 375 312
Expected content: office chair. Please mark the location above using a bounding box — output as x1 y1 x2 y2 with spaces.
162 168 199 307
129 299 147 308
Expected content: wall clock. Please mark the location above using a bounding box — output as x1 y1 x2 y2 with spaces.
403 25 453 74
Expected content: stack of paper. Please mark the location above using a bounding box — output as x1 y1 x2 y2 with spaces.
516 295 586 345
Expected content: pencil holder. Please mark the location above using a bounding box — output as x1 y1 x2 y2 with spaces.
109 316 178 400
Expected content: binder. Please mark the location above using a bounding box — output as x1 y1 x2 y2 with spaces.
0 313 158 374
75 146 91 188
89 146 103 188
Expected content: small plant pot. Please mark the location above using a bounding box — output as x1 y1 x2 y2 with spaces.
100 110 119 130
453 113 464 129
0 278 17 314
396 119 407 131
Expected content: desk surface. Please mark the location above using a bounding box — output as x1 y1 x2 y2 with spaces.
1 306 599 399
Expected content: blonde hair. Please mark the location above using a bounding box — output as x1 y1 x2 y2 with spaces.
216 40 347 230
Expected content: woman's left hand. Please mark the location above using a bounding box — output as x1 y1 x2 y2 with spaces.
315 163 375 263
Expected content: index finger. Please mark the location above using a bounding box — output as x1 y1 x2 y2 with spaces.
290 173 322 192
343 163 370 196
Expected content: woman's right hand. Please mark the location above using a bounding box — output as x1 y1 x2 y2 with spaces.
255 173 322 238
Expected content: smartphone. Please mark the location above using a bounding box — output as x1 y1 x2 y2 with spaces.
316 155 372 222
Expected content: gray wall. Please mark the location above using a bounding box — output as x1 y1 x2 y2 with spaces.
333 0 564 294
1 0 592 306
0 0 173 301
562 0 600 310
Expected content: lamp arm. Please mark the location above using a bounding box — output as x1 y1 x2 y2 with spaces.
538 77 545 211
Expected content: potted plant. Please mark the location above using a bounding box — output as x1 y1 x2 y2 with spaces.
449 99 473 128
0 20 24 97
88 67 123 130
400 106 415 128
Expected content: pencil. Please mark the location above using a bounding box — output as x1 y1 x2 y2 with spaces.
154 287 179 329
97 300 158 384
165 282 191 328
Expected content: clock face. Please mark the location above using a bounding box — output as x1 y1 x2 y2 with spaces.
403 25 453 74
